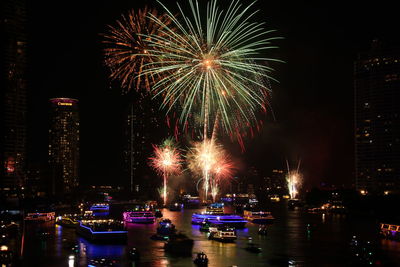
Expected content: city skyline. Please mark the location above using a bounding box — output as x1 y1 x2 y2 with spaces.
24 0 400 189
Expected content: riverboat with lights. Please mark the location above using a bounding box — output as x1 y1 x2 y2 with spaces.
243 210 274 224
123 211 155 224
380 223 400 240
24 212 55 222
76 219 127 242
208 226 237 242
89 203 110 212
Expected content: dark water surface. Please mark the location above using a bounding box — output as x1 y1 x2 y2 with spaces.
20 202 400 266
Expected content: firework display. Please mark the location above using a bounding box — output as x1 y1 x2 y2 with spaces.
103 6 172 93
140 0 281 137
149 138 182 205
187 140 235 201
286 160 302 199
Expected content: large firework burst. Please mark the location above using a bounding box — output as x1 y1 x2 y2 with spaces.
149 138 182 205
103 6 172 93
141 0 282 136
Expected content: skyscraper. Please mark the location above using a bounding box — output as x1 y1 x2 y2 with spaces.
123 91 161 195
0 0 28 190
354 41 400 194
48 98 80 195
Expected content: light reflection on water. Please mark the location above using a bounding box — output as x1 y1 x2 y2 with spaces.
21 202 400 266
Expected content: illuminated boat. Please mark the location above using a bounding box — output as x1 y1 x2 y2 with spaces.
76 219 127 242
156 219 176 235
55 214 80 228
89 203 110 212
380 223 400 240
169 202 183 211
24 212 55 222
208 226 236 242
243 210 274 224
123 211 155 224
205 203 224 214
191 213 247 228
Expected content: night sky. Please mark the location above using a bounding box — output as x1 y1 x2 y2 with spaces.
26 0 400 189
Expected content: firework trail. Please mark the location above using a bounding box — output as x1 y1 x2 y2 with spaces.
149 138 182 205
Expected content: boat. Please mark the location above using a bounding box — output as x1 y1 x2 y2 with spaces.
380 223 400 240
192 213 247 229
169 203 183 211
164 233 194 255
0 245 13 264
258 225 268 235
245 243 262 253
205 203 224 214
123 211 155 224
24 212 55 222
154 209 163 218
193 252 209 266
55 214 80 228
209 226 237 242
243 210 274 224
128 247 140 261
156 219 176 235
89 203 110 212
199 220 212 232
76 219 127 242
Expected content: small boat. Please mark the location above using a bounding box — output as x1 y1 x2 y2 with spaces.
243 210 274 224
258 225 268 235
209 227 236 242
380 223 400 240
194 252 209 266
128 247 140 261
156 219 176 236
169 203 183 211
154 209 163 218
123 211 155 224
245 243 262 253
24 212 55 222
55 214 80 228
199 220 211 232
0 245 13 264
164 233 194 255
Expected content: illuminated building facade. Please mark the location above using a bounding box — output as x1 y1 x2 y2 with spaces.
48 98 80 195
0 0 28 189
354 41 400 194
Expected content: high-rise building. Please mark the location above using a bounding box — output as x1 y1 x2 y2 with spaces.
48 98 80 195
0 0 28 190
354 41 400 195
123 91 161 195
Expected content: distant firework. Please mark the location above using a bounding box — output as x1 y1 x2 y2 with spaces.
149 138 182 205
286 160 302 199
103 6 172 93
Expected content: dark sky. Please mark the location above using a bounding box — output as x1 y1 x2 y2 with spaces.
26 0 400 189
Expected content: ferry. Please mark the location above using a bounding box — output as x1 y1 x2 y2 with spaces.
208 226 237 242
123 211 155 224
89 203 110 212
243 210 274 224
76 219 127 242
24 212 55 222
380 223 400 240
192 213 247 229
